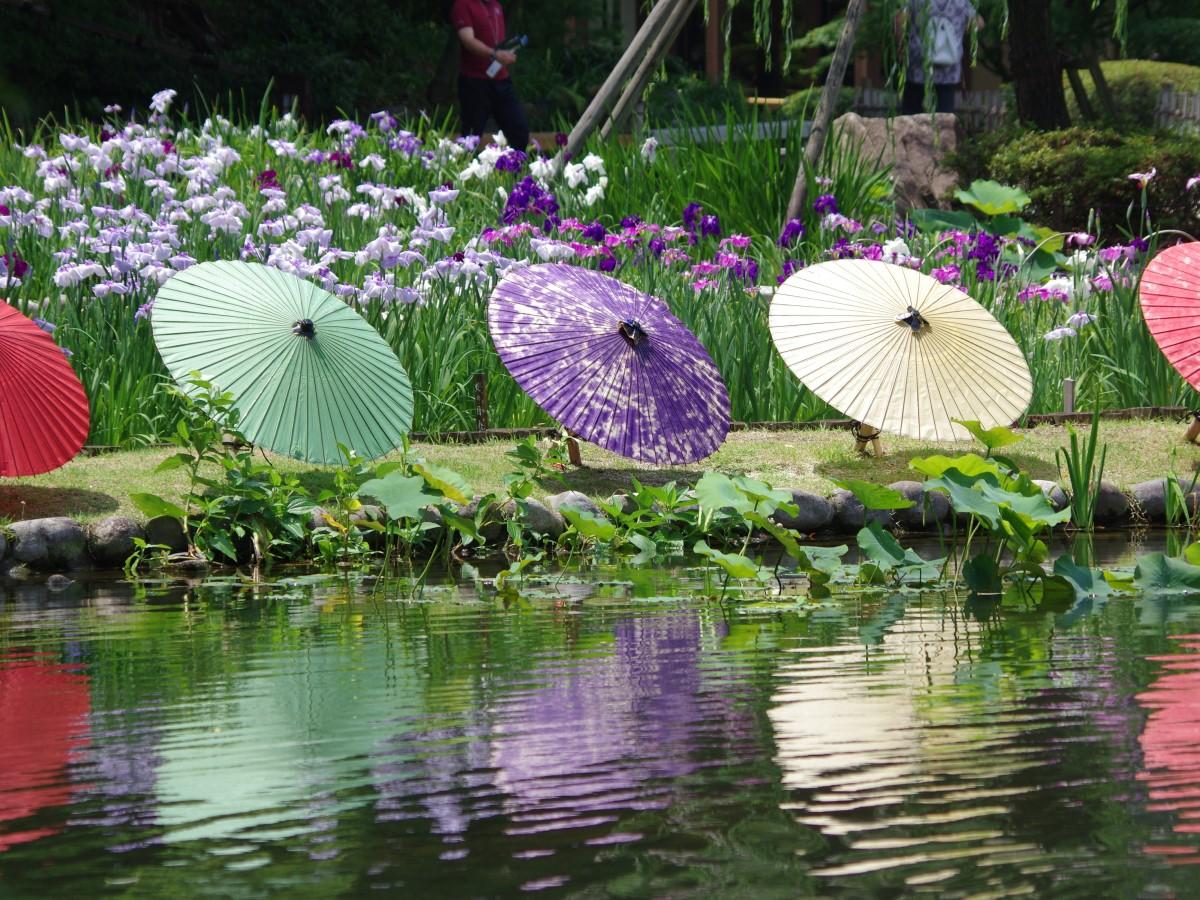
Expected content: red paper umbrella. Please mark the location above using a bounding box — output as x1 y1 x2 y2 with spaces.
0 301 89 476
1140 243 1200 388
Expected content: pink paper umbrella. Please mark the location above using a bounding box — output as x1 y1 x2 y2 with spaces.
488 264 730 465
1140 243 1200 386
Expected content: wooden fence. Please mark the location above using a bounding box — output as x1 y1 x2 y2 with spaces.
851 88 1009 131
1155 89 1200 132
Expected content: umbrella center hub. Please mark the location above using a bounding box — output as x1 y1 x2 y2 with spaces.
618 319 648 347
896 306 928 334
292 319 316 340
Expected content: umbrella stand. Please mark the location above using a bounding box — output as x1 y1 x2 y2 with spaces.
1185 413 1200 445
852 422 883 457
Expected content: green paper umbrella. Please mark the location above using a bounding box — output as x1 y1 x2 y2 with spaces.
152 261 413 464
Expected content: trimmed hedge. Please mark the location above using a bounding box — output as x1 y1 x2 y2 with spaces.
1064 60 1200 128
989 127 1200 236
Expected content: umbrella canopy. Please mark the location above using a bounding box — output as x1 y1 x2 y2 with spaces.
0 301 90 476
1139 242 1200 388
770 259 1031 442
152 261 413 465
488 264 730 464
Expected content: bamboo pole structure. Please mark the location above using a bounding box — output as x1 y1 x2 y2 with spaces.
565 0 687 160
601 0 698 140
784 0 866 223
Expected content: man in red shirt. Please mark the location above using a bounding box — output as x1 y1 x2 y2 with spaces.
451 0 530 151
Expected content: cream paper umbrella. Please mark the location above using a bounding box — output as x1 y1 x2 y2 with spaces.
770 259 1032 442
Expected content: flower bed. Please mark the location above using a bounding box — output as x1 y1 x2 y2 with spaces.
0 90 1193 447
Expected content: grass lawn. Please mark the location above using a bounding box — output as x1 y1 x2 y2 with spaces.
3 419 1196 522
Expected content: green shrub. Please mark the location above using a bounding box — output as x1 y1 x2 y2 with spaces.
989 126 1200 236
782 86 856 119
1129 18 1200 69
1064 59 1200 128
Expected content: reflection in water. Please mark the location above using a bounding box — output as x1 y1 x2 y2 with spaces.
0 654 90 851
1139 635 1200 863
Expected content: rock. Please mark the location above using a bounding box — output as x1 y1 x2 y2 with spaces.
87 515 145 567
0 530 6 562
308 506 329 531
771 490 833 534
1093 480 1130 525
421 506 445 542
9 517 89 570
145 515 187 552
350 504 387 550
889 481 950 531
830 489 888 533
545 491 603 519
605 493 637 516
1130 478 1172 524
46 574 74 591
833 111 959 211
1032 479 1070 513
500 498 565 541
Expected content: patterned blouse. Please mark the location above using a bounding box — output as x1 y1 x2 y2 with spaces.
907 0 977 85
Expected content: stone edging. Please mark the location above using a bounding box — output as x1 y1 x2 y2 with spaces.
0 479 1185 576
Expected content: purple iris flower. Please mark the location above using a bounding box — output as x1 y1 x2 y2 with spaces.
326 149 354 169
554 132 568 147
620 214 641 230
813 194 838 216
777 258 804 284
777 218 805 248
0 204 9 216
2 253 29 278
648 236 665 257
682 202 703 232
733 258 758 282
699 214 721 239
581 221 606 242
257 169 280 189
598 252 617 272
494 149 527 173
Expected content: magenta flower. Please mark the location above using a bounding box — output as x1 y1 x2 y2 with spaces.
931 264 960 284
1188 175 1200 192
1 252 29 278
1065 232 1095 248
777 218 805 247
813 193 838 216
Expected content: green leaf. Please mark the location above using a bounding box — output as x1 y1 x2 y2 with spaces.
951 420 1023 453
962 553 1002 595
954 179 1030 216
695 471 753 516
1184 542 1200 567
694 540 769 581
909 452 1002 480
1134 553 1200 594
832 478 914 510
441 509 481 545
856 520 906 572
1053 555 1113 599
908 207 978 233
206 531 239 562
129 492 187 520
732 475 794 514
561 506 617 542
412 462 472 505
359 472 435 521
923 470 1002 530
155 452 193 472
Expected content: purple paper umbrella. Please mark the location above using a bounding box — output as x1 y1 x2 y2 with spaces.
488 264 731 464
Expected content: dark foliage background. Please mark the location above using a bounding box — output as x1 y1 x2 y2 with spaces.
0 0 618 127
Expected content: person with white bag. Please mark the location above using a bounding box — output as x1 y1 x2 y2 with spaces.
895 0 985 115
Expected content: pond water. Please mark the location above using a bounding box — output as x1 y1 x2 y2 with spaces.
2 535 1200 896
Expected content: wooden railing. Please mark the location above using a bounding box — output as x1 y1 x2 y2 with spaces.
851 87 1009 131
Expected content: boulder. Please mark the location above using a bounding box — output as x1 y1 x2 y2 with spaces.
87 516 145 567
889 481 950 531
9 517 89 570
145 515 188 552
1093 480 1130 525
500 498 565 541
771 490 833 534
1130 478 1172 524
832 111 959 210
545 491 603 519
0 530 6 562
46 574 75 591
829 489 888 534
1032 479 1070 513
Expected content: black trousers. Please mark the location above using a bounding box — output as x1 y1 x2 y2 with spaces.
458 76 530 150
901 82 957 115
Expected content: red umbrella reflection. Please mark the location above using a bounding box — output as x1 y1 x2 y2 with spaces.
1138 635 1200 864
0 655 91 851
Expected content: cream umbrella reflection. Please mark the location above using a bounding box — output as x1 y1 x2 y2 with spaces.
770 259 1032 452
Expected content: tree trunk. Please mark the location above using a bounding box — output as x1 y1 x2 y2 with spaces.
1007 0 1070 129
